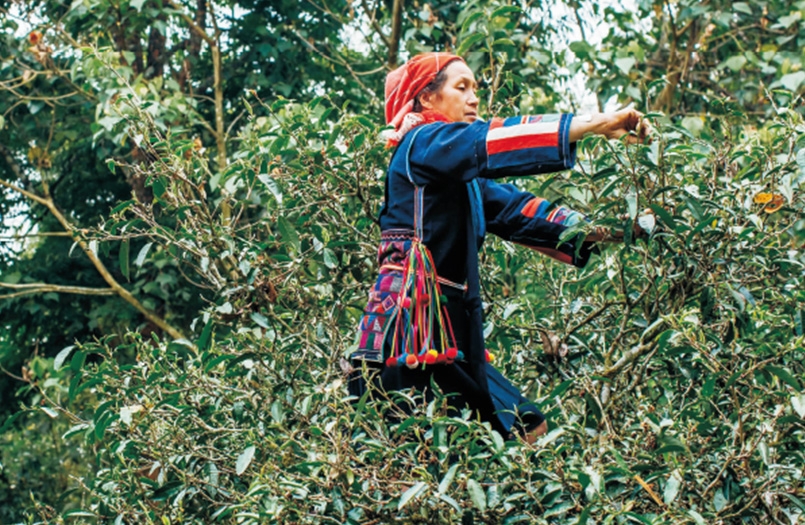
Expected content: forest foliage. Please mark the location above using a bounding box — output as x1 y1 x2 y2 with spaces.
1 0 805 523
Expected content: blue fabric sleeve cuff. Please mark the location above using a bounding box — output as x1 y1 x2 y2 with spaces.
559 113 577 170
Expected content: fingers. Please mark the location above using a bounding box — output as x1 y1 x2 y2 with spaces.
621 110 653 144
596 109 653 143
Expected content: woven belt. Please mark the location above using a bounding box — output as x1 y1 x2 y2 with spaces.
380 263 467 292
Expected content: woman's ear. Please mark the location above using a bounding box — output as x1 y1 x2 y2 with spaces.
419 91 436 110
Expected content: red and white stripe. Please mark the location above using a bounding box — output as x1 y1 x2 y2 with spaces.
486 117 560 156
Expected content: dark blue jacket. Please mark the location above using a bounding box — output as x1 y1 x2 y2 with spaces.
355 114 593 427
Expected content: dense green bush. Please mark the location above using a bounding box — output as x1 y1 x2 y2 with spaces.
22 97 802 523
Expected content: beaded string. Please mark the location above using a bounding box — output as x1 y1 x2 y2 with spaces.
385 215 462 369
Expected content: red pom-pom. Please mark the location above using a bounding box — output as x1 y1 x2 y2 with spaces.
445 347 459 360
386 356 398 367
435 353 447 364
401 297 412 309
485 349 495 363
419 294 430 306
405 354 419 369
424 349 438 365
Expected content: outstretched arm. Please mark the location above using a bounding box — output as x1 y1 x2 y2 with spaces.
480 179 596 267
569 108 649 143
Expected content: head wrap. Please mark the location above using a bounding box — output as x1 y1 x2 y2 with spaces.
383 53 464 145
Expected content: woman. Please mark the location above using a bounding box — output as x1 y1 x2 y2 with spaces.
350 52 646 443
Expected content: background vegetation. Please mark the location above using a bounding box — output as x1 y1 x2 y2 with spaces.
1 0 804 523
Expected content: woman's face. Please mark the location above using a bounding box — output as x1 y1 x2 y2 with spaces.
420 60 479 123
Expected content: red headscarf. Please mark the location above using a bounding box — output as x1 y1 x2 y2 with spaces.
384 53 463 145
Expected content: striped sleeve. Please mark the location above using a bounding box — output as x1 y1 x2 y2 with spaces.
484 114 575 174
479 179 594 268
403 115 576 185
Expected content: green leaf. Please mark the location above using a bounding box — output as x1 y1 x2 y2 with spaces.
323 248 338 269
548 379 574 399
492 38 516 48
134 242 153 267
41 406 59 418
120 240 130 280
490 5 520 18
793 394 805 418
688 510 707 525
198 319 213 351
796 149 805 176
206 462 219 495
457 33 487 56
615 57 636 75
97 115 121 132
649 203 677 228
780 71 805 92
63 511 97 518
681 116 705 136
438 464 459 494
569 40 594 58
765 365 802 391
258 174 283 205
785 493 805 512
460 11 484 32
251 312 270 329
398 481 427 510
54 345 76 372
467 479 486 512
0 410 29 435
713 489 728 512
732 2 752 14
70 350 87 373
722 55 747 72
110 199 134 214
236 445 255 475
701 374 719 398
626 193 638 219
277 216 301 253
130 0 147 11
664 470 682 504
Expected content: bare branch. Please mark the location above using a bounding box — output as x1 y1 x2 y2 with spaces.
388 0 403 68
601 319 667 378
359 0 391 49
0 282 117 299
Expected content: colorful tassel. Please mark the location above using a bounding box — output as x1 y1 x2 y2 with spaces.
383 235 463 370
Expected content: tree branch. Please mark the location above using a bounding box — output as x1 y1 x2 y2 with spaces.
0 282 117 299
0 170 186 340
601 319 666 378
0 175 49 206
388 0 404 68
360 0 390 49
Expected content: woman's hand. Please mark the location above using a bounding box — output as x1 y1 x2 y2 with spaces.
585 213 653 243
569 109 651 143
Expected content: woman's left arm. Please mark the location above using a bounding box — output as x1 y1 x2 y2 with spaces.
480 179 596 268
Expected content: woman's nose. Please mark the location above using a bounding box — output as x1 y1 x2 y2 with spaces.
468 91 479 105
